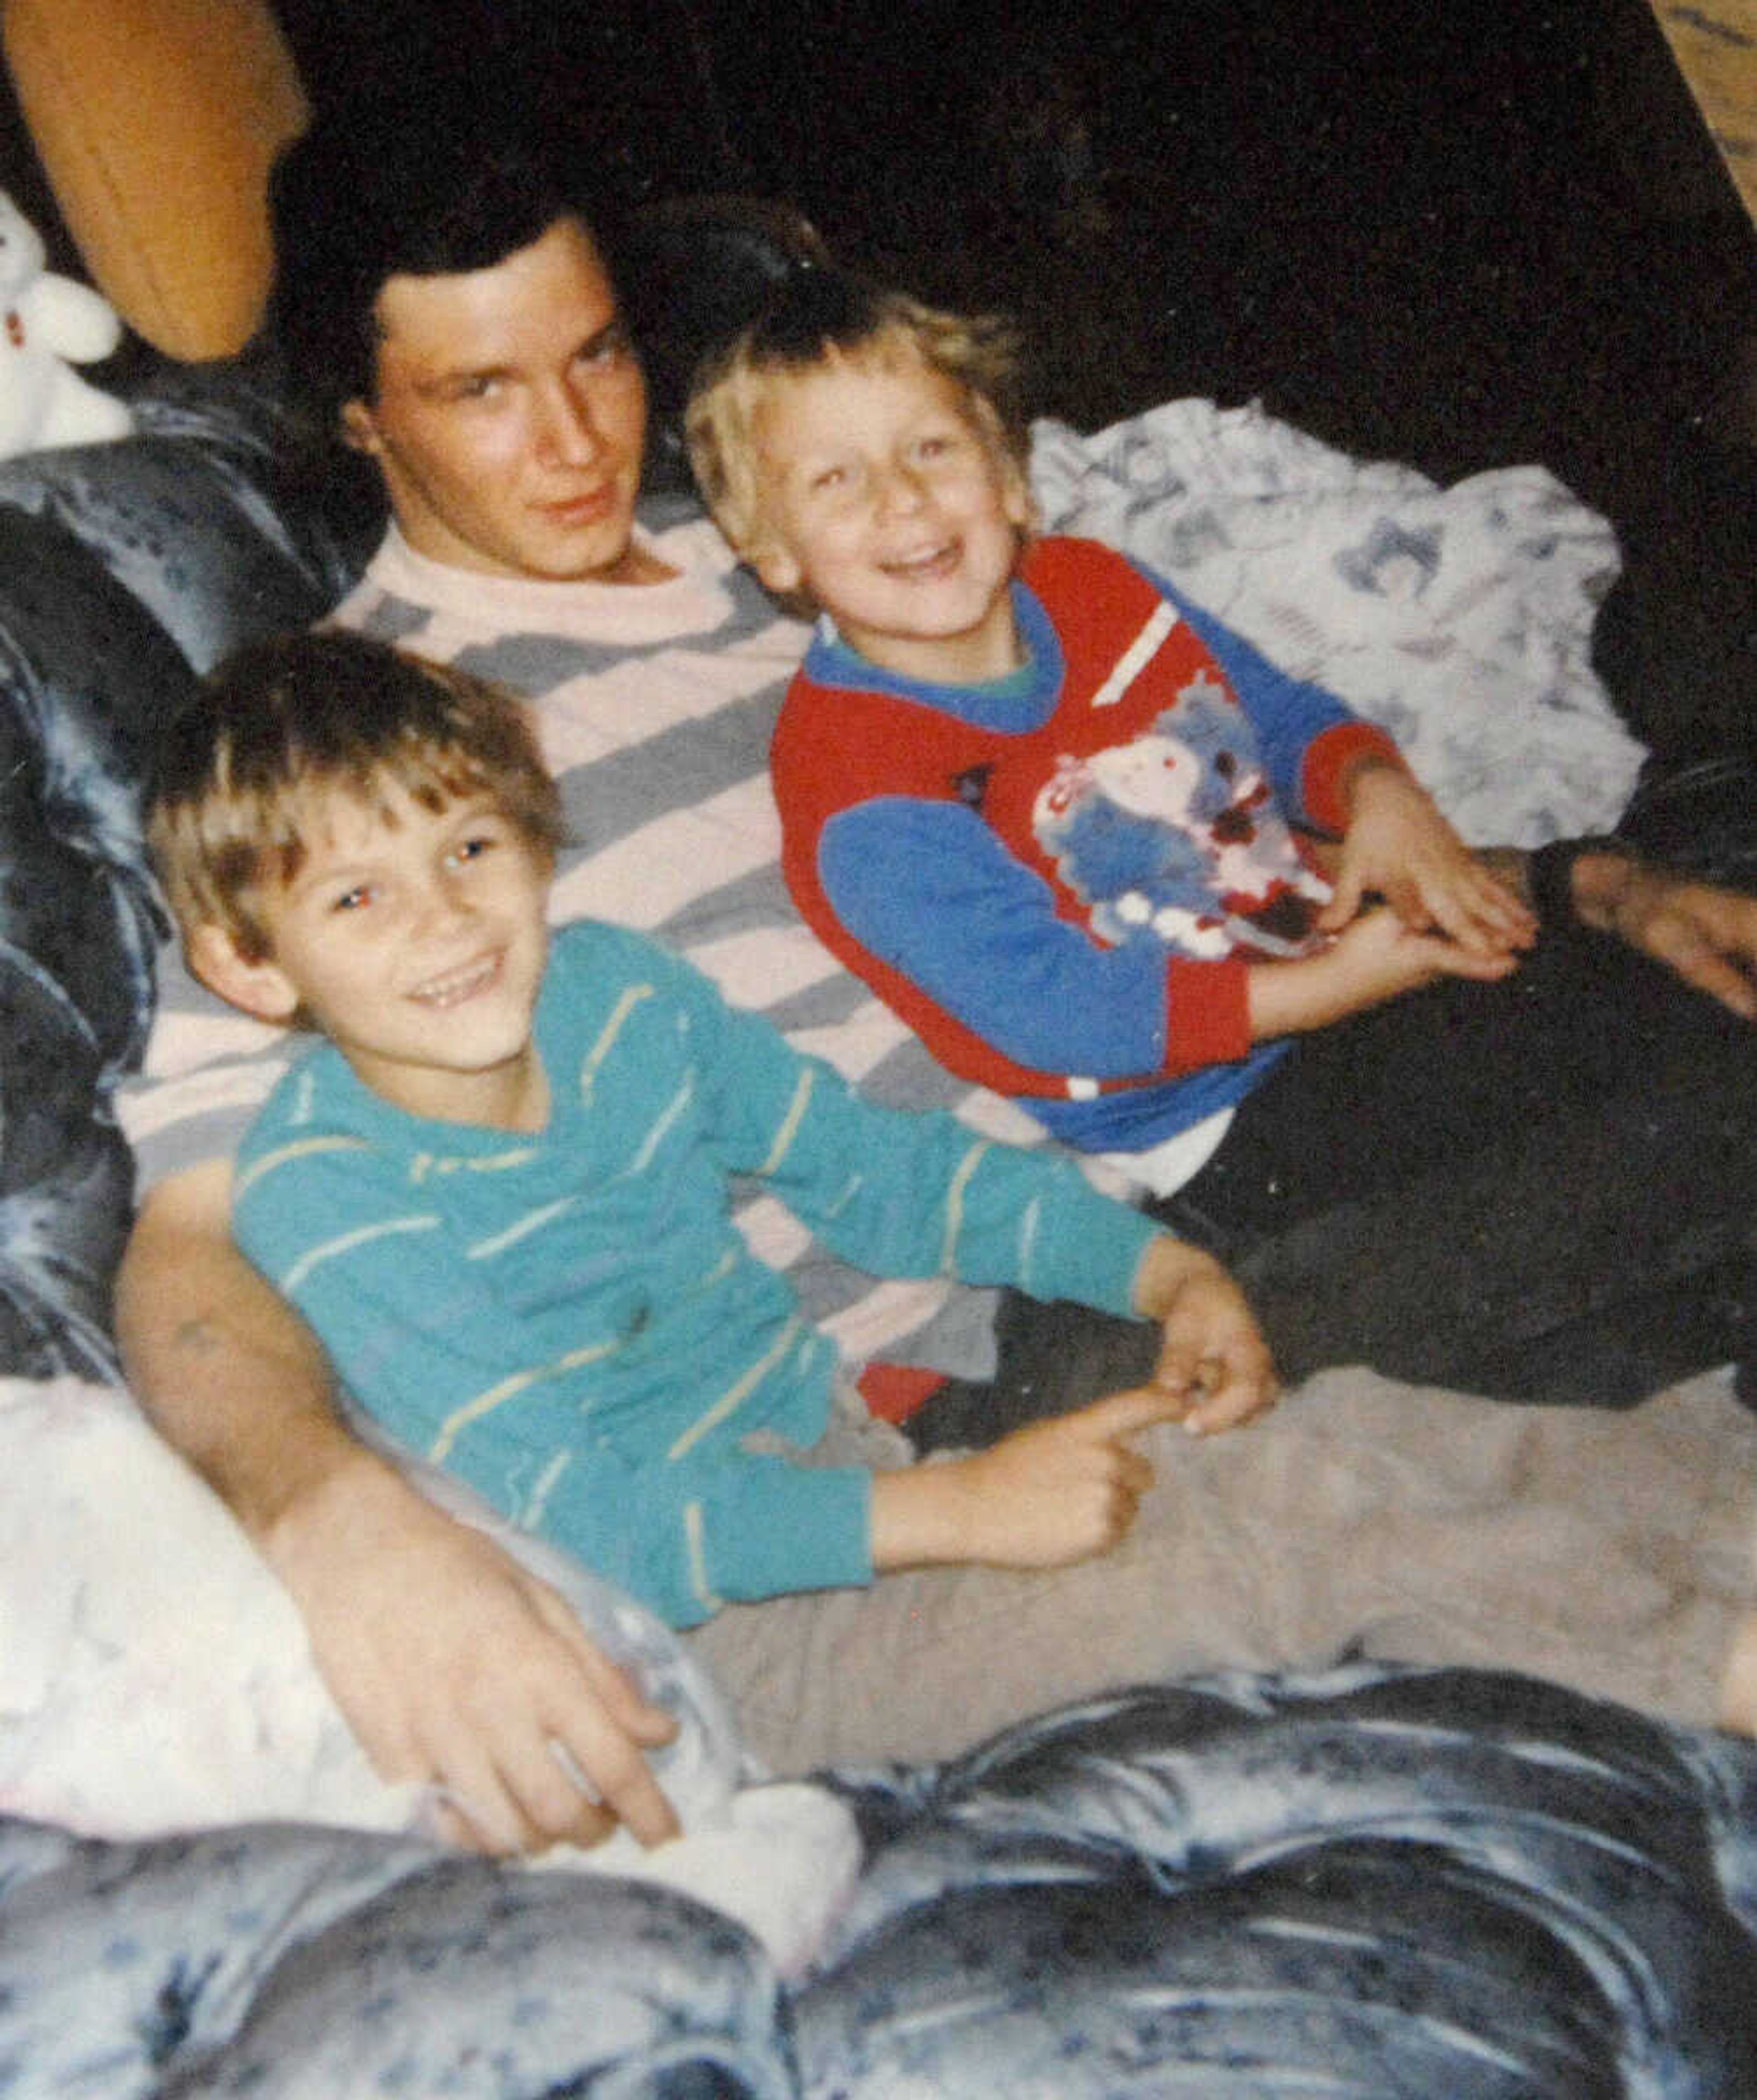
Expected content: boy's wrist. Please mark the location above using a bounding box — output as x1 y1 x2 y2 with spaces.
1246 947 1338 1040
870 1461 975 1572
1333 749 1413 825
1131 1233 1229 1322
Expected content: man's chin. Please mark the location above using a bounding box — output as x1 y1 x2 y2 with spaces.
400 510 641 587
517 520 652 587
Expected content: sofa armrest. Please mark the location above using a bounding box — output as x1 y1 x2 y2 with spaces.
0 351 376 1378
0 506 192 1374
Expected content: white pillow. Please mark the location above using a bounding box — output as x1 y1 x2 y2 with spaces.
0 1376 858 1974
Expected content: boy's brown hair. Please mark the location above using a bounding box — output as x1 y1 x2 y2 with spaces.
150 630 565 963
685 266 1030 568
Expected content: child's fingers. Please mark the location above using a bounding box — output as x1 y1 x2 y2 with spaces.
1421 869 1536 955
1155 1313 1277 1416
1422 931 1524 983
1069 1382 1196 1442
1182 1373 1280 1435
1315 867 1365 932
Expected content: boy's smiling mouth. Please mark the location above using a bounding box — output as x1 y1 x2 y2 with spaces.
410 951 505 1008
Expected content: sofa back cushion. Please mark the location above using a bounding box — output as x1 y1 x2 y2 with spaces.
0 352 372 1376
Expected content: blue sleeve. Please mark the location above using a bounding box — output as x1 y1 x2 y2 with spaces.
817 796 1238 1077
1145 569 1363 823
541 1441 874 1628
660 946 1164 1314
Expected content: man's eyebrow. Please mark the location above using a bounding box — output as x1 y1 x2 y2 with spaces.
579 314 632 353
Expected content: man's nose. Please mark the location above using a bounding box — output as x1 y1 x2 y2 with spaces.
535 376 605 466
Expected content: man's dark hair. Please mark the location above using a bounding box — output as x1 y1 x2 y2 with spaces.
267 96 626 434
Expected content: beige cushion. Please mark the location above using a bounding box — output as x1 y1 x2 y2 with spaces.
2 0 307 360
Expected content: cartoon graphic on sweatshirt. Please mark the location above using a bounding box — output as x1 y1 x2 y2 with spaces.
1033 675 1331 959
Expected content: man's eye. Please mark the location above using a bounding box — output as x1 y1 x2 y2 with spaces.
810 466 847 493
331 885 371 913
578 325 632 369
453 374 503 403
451 834 496 866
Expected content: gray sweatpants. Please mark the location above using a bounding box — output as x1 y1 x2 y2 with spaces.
685 1366 1757 1773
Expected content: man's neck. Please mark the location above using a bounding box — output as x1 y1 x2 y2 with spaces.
388 518 680 591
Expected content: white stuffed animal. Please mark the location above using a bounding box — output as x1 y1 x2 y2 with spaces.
0 189 132 460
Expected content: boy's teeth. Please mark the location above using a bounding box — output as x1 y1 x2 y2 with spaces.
415 956 494 1005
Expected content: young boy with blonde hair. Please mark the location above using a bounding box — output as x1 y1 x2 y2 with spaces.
684 269 1757 1421
688 268 1535 1195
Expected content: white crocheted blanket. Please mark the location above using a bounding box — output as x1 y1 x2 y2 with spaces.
1032 399 1644 846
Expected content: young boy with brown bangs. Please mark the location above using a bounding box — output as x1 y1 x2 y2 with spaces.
149 627 1302 1759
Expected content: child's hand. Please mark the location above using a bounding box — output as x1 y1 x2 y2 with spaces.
949 1386 1190 1566
1251 903 1522 1039
871 1385 1185 1573
1131 1235 1278 1434
1321 762 1536 957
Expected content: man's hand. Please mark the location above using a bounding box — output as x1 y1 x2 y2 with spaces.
269 1453 682 1855
1130 1233 1279 1434
1571 851 1757 1023
1321 761 1536 957
117 1161 679 1858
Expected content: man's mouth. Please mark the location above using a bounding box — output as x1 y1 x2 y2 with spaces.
410 952 503 1008
541 485 620 528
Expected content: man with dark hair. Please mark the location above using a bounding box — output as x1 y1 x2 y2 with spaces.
117 101 1757 1854
266 116 630 439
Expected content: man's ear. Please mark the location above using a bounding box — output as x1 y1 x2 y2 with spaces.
187 923 301 1023
339 398 382 458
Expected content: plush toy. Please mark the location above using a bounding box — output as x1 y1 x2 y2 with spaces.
0 190 131 461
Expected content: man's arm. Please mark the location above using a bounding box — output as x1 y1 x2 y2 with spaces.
114 1159 680 1854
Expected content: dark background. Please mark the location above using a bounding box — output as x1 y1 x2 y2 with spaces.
6 0 1755 763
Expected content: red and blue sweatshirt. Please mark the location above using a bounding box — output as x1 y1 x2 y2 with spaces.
772 535 1401 1153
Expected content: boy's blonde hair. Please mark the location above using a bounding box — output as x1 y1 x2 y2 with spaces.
150 630 564 963
685 267 1030 565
